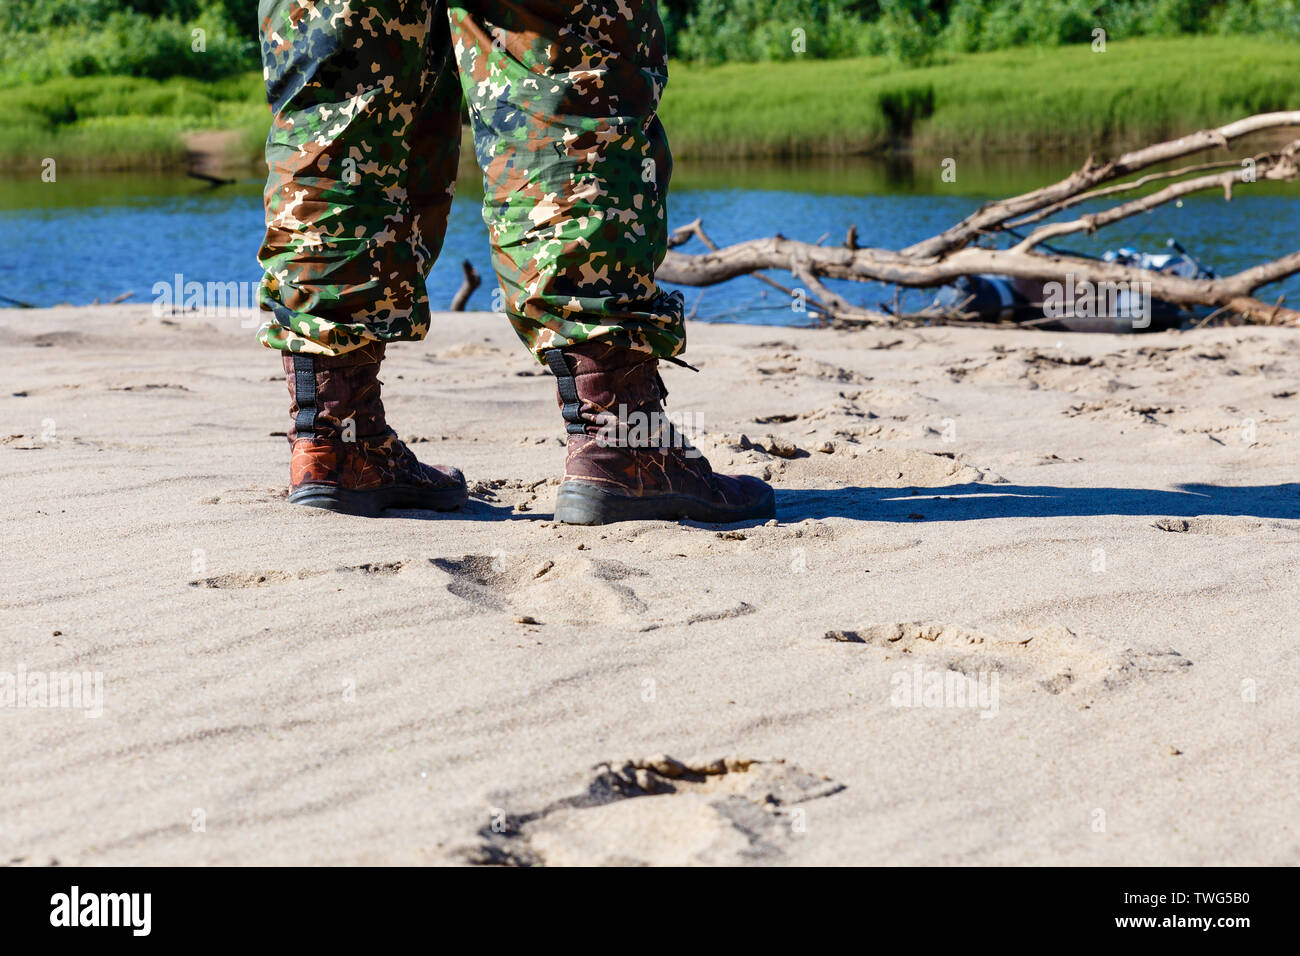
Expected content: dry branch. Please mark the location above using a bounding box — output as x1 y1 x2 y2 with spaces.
1009 143 1299 253
449 259 481 311
658 111 1300 328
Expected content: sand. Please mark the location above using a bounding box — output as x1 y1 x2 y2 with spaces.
2 304 1297 866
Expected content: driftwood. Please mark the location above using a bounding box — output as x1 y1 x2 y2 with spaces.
658 111 1300 327
449 259 481 311
186 170 235 187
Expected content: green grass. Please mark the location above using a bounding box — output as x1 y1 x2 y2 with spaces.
0 72 266 171
662 35 1300 157
3 35 1298 171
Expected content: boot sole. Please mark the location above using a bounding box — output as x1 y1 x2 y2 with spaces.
289 482 467 518
555 481 776 526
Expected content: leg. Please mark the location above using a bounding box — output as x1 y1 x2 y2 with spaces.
448 1 772 524
257 0 462 356
258 0 467 514
447 0 683 359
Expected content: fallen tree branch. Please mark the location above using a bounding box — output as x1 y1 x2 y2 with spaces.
788 258 892 325
658 111 1300 327
670 218 806 302
903 110 1300 259
449 259 481 311
1007 156 1253 228
186 170 234 187
662 241 1300 324
1011 144 1299 252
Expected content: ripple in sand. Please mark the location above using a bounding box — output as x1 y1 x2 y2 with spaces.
823 620 1191 696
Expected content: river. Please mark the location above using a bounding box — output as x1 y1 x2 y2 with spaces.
2 154 1296 326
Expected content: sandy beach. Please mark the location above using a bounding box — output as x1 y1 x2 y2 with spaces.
2 304 1297 866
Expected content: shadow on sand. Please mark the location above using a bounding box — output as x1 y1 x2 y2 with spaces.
387 483 1300 526
775 482 1300 524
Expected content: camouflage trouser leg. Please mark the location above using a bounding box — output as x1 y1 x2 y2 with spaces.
447 1 684 360
257 0 463 356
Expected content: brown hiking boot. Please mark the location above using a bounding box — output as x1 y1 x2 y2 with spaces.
283 341 467 517
543 342 775 525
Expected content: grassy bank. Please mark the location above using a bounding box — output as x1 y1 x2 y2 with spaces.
0 71 266 171
2 35 1298 172
662 35 1300 157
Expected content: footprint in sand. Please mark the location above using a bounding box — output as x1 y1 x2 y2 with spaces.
201 486 289 506
189 570 309 589
823 621 1191 696
852 448 1008 487
1152 517 1285 535
430 553 650 623
465 755 844 866
428 554 516 610
190 562 406 588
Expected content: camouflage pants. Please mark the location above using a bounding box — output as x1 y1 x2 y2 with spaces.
257 0 683 360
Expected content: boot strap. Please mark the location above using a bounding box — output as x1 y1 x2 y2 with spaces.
659 355 698 404
543 349 587 435
291 353 318 439
663 355 699 373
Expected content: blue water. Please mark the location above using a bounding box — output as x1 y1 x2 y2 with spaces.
2 164 1297 324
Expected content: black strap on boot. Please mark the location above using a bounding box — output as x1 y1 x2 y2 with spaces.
543 349 586 435
291 353 318 439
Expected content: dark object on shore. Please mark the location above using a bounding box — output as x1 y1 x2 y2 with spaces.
928 239 1216 333
187 170 235 187
449 259 481 311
